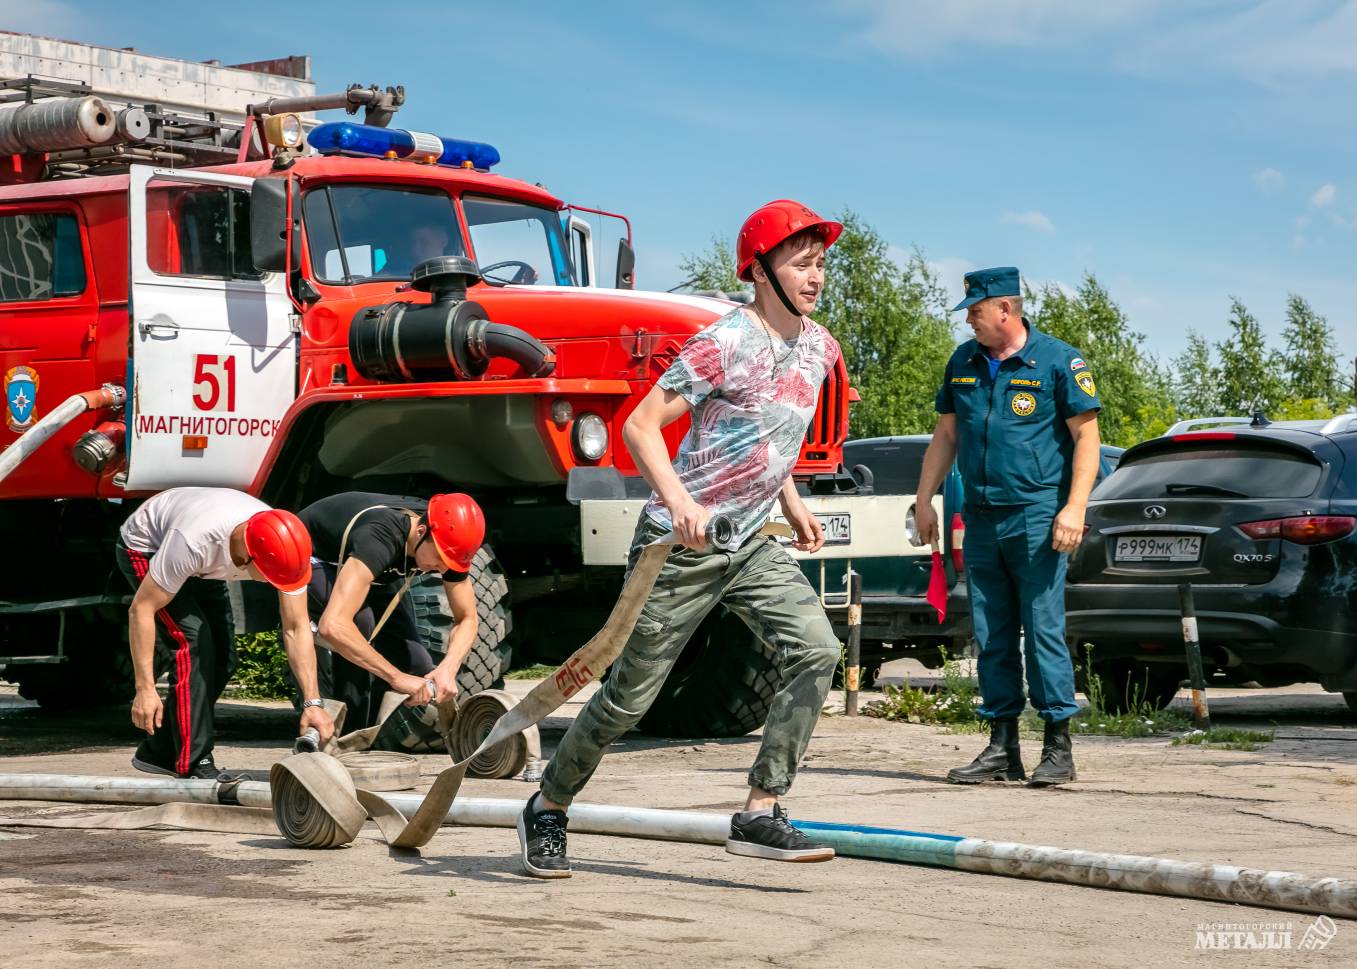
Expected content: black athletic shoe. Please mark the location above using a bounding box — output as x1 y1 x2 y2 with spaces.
131 748 227 780
517 793 572 879
726 805 835 863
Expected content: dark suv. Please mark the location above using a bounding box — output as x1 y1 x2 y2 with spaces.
1066 415 1357 710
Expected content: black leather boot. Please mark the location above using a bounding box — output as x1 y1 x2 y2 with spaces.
946 717 1025 784
1027 718 1076 787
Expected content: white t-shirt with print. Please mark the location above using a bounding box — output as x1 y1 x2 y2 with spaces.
644 306 840 545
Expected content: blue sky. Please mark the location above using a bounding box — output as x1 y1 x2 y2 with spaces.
11 0 1357 370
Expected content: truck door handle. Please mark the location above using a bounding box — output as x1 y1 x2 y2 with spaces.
137 319 180 338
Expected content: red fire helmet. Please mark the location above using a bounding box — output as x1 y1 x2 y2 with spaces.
736 199 843 282
243 509 312 593
427 493 486 573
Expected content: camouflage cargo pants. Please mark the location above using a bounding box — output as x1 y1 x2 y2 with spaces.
541 515 840 804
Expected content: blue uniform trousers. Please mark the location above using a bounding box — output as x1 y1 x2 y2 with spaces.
964 502 1079 723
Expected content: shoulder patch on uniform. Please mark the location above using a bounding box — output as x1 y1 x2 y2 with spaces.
950 376 977 385
1011 392 1037 416
1009 377 1042 388
1076 371 1097 397
1070 357 1087 371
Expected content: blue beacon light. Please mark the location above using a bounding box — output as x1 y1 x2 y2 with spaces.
307 121 501 170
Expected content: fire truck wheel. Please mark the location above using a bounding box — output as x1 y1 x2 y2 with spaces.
408 545 513 697
638 608 781 739
14 606 169 710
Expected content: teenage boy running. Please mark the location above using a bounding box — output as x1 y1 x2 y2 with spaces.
518 200 845 878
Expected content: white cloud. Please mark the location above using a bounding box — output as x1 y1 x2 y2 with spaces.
835 1 1357 81
1311 183 1337 207
1003 210 1055 233
926 255 976 308
1252 167 1286 193
2 0 81 37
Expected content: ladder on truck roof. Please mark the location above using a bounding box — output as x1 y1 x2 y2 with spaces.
0 75 405 180
1 75 249 177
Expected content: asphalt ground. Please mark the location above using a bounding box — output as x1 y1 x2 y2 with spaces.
3 665 1357 968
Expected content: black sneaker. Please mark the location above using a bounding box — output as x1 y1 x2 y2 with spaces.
726 805 835 863
130 750 176 777
132 749 227 780
188 753 229 780
517 793 572 879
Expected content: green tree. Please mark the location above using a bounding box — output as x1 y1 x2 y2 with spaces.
1172 329 1220 419
1025 273 1176 447
1280 294 1349 410
676 236 746 296
1216 298 1286 417
812 214 955 437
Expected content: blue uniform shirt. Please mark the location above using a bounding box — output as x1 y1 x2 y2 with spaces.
935 321 1101 507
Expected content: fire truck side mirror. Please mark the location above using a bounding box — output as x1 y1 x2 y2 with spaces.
250 178 302 274
615 238 635 290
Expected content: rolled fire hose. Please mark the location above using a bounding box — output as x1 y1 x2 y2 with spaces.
0 384 126 485
3 776 1357 917
2 516 765 852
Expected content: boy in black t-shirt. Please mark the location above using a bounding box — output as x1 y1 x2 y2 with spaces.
299 491 485 729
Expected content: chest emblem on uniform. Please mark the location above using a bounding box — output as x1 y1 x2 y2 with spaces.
1009 378 1042 388
950 375 977 385
1011 392 1037 416
1076 372 1097 397
5 365 39 433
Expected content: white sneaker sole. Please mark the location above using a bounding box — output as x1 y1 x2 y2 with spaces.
517 812 572 879
725 840 835 863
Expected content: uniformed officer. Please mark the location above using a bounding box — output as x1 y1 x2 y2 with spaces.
914 267 1102 787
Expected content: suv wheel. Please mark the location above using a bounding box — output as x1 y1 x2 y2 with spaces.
1079 658 1182 714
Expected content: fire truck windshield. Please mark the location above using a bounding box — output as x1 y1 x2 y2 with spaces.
462 195 575 287
302 184 465 284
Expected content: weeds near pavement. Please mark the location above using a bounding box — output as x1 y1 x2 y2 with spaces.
505 663 557 680
1172 728 1275 752
861 645 981 727
1071 649 1190 739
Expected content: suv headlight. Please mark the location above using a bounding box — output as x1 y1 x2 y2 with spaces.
573 412 608 461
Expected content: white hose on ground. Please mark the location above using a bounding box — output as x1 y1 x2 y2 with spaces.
0 384 125 484
3 773 1356 917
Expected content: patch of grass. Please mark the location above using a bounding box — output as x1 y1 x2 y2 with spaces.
226 631 292 700
1171 727 1275 752
1072 648 1191 738
861 645 981 727
505 663 557 680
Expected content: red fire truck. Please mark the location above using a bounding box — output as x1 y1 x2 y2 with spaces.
0 57 909 737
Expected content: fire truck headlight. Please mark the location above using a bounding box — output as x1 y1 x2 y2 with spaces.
573 413 608 462
264 113 305 149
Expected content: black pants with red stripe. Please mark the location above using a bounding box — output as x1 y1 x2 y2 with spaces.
116 541 236 776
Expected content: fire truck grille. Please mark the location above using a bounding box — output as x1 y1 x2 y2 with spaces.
805 367 843 448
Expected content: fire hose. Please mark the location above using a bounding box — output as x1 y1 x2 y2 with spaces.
4 513 1356 915
0 384 125 485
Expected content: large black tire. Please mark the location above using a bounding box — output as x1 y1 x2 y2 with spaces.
638 608 783 739
408 545 512 695
14 605 167 710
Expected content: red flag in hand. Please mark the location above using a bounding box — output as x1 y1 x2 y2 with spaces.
927 540 947 624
